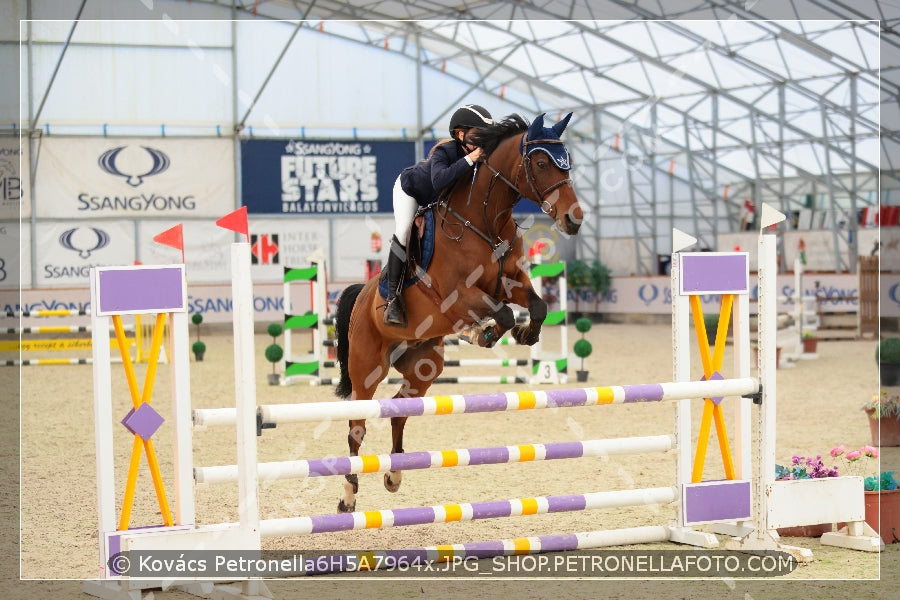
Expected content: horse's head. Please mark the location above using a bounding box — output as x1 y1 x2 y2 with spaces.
523 113 582 235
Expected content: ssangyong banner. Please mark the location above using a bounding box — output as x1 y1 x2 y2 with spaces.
241 139 415 214
33 137 234 218
34 221 134 287
0 136 28 220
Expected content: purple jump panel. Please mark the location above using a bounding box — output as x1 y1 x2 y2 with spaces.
682 480 751 525
94 265 186 315
680 253 748 295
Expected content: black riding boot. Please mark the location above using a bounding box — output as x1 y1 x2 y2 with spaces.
384 236 408 327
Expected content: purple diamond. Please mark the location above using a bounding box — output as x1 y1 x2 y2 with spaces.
701 371 725 406
122 402 164 440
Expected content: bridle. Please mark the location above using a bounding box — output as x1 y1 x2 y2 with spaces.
481 132 574 220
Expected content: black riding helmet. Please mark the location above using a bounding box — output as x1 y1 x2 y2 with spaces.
448 104 493 136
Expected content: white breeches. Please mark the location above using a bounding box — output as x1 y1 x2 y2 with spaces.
392 175 418 245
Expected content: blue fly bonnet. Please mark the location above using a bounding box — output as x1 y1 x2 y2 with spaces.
522 112 573 170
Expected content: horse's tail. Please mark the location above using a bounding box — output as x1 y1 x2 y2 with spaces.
334 283 364 399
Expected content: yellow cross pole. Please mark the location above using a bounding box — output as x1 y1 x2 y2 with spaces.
113 312 173 530
688 294 737 483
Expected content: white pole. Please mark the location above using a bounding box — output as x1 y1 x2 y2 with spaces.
170 305 194 525
755 229 779 538
231 243 260 535
89 269 115 577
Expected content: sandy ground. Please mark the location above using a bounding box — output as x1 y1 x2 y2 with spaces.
7 321 900 599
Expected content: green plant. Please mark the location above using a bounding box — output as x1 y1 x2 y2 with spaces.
862 390 900 419
265 323 285 374
703 313 719 344
567 260 611 295
802 330 817 340
265 344 284 374
574 317 593 371
267 322 284 339
191 340 206 356
876 338 900 363
574 339 592 371
191 312 203 342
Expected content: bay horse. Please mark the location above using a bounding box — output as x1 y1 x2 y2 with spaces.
332 113 583 512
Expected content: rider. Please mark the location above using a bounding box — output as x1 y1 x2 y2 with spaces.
383 104 494 327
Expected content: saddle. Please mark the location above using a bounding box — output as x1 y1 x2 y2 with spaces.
377 208 435 300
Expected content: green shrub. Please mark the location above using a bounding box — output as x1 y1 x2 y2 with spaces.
191 340 206 355
267 323 284 338
877 338 900 363
265 344 284 364
575 317 592 334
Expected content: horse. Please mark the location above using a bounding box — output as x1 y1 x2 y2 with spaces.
332 112 583 513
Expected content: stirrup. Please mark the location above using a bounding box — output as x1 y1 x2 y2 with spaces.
384 297 408 328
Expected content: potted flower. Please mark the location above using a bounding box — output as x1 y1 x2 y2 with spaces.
191 313 205 361
264 323 285 385
862 390 900 446
773 452 841 537
834 447 900 545
801 330 818 354
573 317 592 383
877 337 900 386
776 446 887 538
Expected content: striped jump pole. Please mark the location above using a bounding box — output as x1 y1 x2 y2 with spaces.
5 309 89 317
302 526 673 575
259 487 679 537
2 311 135 366
194 435 675 485
192 377 758 428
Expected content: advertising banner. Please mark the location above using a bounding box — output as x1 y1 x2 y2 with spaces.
241 139 415 214
247 218 331 283
331 216 393 281
0 136 27 219
0 220 28 289
33 137 234 218
33 220 134 287
138 220 234 283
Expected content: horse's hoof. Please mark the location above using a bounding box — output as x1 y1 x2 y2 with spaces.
384 472 401 493
337 499 356 513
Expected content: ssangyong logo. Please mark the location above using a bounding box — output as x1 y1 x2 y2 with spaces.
98 146 170 187
59 227 109 259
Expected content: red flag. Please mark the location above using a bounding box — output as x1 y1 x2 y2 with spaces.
153 224 184 262
216 206 249 242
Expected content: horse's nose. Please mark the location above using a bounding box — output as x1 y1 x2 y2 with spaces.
563 203 583 234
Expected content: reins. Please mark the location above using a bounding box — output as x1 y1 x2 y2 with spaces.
434 131 571 302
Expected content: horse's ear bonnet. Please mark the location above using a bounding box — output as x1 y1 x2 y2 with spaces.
524 112 573 171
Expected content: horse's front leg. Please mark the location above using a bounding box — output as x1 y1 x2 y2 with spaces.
509 278 547 346
478 302 518 348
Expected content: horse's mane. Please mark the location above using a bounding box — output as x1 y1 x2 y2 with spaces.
471 114 528 156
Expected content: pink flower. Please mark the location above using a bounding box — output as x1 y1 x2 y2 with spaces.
861 445 878 458
846 450 863 461
830 445 846 457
